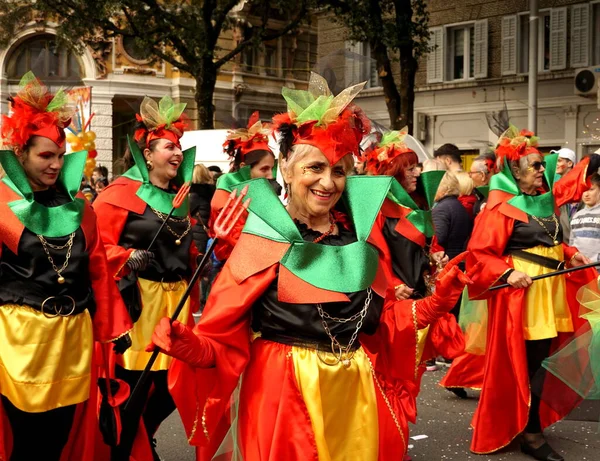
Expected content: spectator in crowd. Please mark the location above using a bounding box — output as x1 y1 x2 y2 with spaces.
569 173 600 272
434 143 463 171
93 177 109 197
91 165 109 186
456 171 476 218
189 164 215 256
80 176 95 201
469 153 496 215
207 165 222 181
554 147 578 242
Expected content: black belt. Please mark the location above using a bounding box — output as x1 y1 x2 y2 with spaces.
510 249 565 271
0 291 93 317
259 333 361 352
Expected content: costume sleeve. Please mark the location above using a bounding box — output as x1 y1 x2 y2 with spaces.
170 244 279 447
92 199 135 280
554 156 596 207
84 203 132 342
466 205 515 299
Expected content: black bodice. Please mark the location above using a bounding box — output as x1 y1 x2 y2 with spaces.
251 219 384 347
505 214 562 252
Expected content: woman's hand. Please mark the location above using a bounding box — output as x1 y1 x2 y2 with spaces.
146 318 214 368
431 251 449 269
506 270 532 288
126 249 154 272
569 252 592 268
394 284 414 300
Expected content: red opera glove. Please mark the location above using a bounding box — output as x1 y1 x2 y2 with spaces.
415 252 482 328
146 318 215 368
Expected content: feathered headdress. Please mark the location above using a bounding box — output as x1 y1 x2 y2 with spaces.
1 71 74 150
362 129 416 174
134 96 188 148
223 111 272 162
495 125 540 165
272 72 370 166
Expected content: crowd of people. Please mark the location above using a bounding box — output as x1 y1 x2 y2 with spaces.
0 71 599 461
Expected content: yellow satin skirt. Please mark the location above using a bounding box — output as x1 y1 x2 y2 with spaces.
291 346 378 461
512 245 573 340
121 278 191 371
0 304 93 413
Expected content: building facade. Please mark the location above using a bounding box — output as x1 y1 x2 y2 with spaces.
0 14 317 175
319 0 600 161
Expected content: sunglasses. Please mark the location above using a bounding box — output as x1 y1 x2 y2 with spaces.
527 161 546 172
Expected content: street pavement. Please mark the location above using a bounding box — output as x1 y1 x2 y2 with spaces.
155 366 600 460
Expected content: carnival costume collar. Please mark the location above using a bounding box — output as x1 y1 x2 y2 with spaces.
385 171 444 238
0 149 87 237
489 153 558 218
228 175 392 293
121 135 194 217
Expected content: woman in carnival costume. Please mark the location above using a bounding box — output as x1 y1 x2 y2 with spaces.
92 96 199 461
147 73 478 460
209 111 276 261
0 72 132 460
465 126 600 460
363 131 465 394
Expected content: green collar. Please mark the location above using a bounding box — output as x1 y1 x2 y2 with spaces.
476 185 490 199
121 135 195 217
233 175 392 293
420 170 446 209
0 150 87 237
215 166 252 192
489 153 558 217
387 179 433 238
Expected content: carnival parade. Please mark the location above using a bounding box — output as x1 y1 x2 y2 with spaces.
1 2 600 460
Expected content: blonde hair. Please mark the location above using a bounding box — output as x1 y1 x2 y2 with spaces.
434 171 460 202
192 164 213 184
455 171 474 196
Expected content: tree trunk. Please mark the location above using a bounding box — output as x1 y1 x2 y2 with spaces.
396 0 417 134
372 41 403 130
195 58 218 130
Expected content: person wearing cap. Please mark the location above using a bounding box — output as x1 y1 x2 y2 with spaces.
92 96 199 460
465 126 599 460
0 72 132 460
146 74 477 461
553 147 578 242
434 143 463 172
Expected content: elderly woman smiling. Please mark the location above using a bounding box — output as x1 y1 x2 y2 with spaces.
148 74 476 461
465 127 600 461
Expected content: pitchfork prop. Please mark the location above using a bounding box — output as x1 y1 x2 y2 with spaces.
125 186 250 411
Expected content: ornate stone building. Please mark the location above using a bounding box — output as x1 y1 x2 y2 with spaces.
0 16 317 175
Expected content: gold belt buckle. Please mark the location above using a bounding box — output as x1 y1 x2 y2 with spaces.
160 276 184 292
41 295 76 318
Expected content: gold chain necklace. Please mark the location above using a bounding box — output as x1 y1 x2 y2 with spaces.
530 213 560 246
150 207 191 246
37 232 76 284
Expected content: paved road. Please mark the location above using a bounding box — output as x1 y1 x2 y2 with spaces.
155 366 600 460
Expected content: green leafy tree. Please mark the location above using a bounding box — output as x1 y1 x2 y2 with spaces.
324 0 430 132
0 0 311 129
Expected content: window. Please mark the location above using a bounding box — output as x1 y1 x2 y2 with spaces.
121 37 152 64
6 35 83 82
427 20 487 84
446 25 475 80
593 3 600 65
518 11 551 73
345 42 380 89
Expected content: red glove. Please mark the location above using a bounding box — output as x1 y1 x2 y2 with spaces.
146 318 215 368
415 252 482 328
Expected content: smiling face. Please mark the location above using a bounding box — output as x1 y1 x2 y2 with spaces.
17 136 66 191
556 157 573 175
144 138 183 184
283 146 348 220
